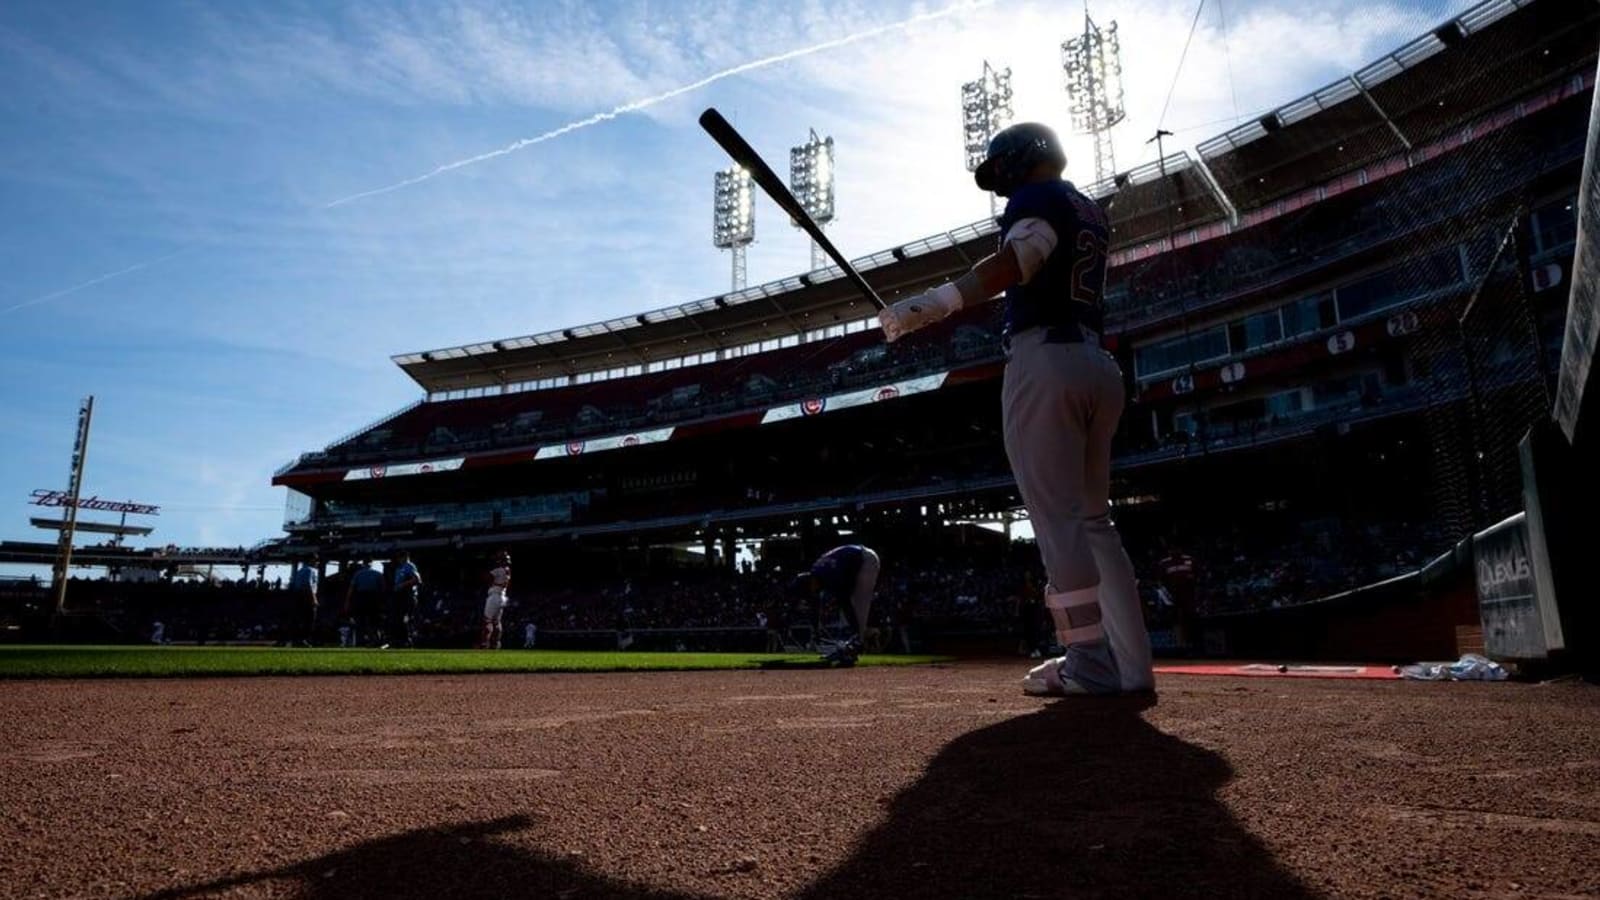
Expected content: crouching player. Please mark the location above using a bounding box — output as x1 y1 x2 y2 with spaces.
788 544 880 666
478 551 512 650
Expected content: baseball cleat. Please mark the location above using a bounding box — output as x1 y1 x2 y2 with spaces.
818 638 861 667
1023 657 1086 695
1022 640 1122 696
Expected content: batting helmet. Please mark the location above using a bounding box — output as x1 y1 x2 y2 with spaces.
974 122 1067 197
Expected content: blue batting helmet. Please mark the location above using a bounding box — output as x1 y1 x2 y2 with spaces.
974 122 1067 197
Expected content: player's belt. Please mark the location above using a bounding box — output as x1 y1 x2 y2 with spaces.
1003 323 1101 356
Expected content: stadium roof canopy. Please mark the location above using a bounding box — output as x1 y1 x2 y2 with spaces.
394 0 1595 395
392 222 992 393
1098 153 1234 249
1199 0 1599 211
393 154 1227 394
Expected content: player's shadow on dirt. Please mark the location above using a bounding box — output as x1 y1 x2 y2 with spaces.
797 693 1316 899
133 814 695 900
137 696 1310 899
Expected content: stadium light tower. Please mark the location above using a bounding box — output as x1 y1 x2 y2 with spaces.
52 395 94 619
713 164 755 291
789 129 836 272
962 61 1014 215
1063 5 1127 185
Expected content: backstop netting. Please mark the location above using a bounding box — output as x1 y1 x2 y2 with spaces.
1126 2 1596 624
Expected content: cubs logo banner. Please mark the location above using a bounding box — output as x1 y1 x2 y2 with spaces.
343 458 463 481
534 428 675 460
762 373 948 424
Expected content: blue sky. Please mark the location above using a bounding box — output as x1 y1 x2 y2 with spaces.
0 0 1473 564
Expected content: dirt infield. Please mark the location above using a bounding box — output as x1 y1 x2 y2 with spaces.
2 663 1596 899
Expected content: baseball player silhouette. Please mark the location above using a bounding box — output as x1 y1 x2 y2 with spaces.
788 544 881 666
878 122 1153 696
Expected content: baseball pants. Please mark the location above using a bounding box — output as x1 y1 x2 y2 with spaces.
1001 329 1153 692
480 593 506 649
847 548 880 641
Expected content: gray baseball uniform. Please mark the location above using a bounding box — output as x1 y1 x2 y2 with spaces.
997 178 1153 693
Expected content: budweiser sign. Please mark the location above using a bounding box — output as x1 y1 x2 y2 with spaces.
30 489 159 516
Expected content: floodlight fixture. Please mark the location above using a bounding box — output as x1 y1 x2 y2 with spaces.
789 128 836 270
961 61 1014 174
713 165 755 290
1063 9 1127 184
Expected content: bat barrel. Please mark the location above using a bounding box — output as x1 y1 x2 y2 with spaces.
699 108 885 310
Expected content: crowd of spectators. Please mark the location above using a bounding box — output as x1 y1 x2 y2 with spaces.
387 546 1040 653
0 575 291 644
2 512 1443 650
1134 518 1438 618
304 310 1001 473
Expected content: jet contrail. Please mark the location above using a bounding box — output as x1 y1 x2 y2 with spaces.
9 1 993 313
1 246 193 315
324 0 995 209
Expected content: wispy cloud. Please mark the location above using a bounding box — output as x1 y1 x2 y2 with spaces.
0 246 192 315
740 0 1474 279
3 0 994 316
323 0 996 208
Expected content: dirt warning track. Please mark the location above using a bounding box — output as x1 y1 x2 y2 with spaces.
2 663 1596 899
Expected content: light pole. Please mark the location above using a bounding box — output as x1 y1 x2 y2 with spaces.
714 165 755 291
52 396 94 619
1063 4 1127 185
962 61 1014 216
789 129 836 272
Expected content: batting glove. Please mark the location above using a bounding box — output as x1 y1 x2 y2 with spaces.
878 282 964 343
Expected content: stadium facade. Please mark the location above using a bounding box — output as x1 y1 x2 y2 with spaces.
270 0 1595 632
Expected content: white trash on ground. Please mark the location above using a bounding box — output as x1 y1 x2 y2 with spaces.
1397 653 1509 681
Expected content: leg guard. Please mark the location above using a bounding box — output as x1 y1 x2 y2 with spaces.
1036 586 1121 694
1044 586 1104 646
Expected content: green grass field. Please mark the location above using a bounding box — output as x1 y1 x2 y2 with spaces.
0 645 949 679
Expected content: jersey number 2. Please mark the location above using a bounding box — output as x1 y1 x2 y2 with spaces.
1071 230 1109 304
